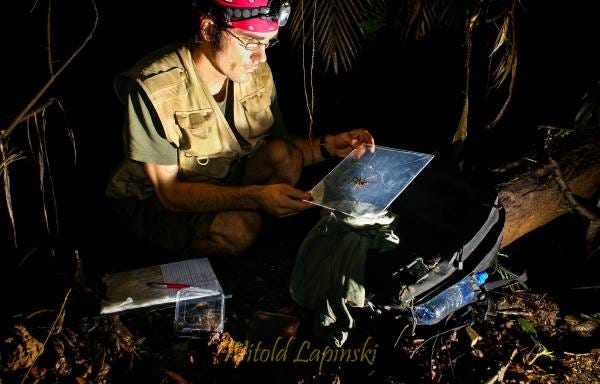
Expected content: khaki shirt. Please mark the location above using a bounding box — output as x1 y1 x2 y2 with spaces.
106 41 285 200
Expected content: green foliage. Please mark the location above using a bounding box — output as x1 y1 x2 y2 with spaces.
494 252 528 291
359 18 385 42
289 0 387 74
575 80 600 130
518 317 555 366
537 125 575 150
287 0 512 74
581 313 600 323
517 317 537 338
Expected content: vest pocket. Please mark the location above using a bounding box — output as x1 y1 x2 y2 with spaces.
145 68 188 101
240 89 274 137
175 109 222 157
178 155 236 182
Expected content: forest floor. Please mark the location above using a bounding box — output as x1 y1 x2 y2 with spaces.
1 208 599 384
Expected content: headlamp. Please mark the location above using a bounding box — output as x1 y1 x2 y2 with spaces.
221 0 291 27
274 1 291 27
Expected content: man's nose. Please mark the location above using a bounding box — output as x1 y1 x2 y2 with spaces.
252 46 267 63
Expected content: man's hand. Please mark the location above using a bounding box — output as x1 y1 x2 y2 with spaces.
325 128 375 159
256 183 313 217
145 163 312 216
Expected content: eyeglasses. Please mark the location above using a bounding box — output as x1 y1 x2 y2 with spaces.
224 29 279 51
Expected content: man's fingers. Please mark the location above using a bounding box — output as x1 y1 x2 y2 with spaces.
351 145 367 159
357 130 375 150
328 129 376 158
350 130 376 152
275 184 314 212
287 199 314 212
280 184 311 200
277 201 315 217
283 192 314 210
275 197 313 216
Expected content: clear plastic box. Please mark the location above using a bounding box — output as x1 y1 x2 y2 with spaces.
307 146 433 218
174 287 225 336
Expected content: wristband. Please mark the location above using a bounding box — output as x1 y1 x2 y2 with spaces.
319 135 333 159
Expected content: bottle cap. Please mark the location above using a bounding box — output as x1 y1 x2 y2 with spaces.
474 271 488 286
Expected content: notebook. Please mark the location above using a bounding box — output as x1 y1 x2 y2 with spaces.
100 258 223 315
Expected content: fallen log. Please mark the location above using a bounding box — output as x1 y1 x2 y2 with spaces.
498 131 600 248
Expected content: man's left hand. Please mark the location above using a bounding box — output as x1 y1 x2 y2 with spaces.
326 128 375 158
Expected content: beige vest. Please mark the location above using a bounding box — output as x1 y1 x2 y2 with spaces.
117 42 275 182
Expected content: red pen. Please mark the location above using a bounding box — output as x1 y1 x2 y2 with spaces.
146 281 191 289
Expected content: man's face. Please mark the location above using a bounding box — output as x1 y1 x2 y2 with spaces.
212 28 278 83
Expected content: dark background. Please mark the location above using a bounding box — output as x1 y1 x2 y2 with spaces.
0 0 599 312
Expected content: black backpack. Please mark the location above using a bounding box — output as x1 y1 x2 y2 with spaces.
364 162 505 314
291 161 511 344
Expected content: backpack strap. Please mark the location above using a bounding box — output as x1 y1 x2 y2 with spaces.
483 270 528 291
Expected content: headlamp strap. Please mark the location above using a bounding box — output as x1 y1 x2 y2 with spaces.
220 1 290 27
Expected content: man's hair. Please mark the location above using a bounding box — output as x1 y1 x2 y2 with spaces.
192 1 230 49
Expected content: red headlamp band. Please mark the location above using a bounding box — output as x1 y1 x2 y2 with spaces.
229 18 278 32
214 0 269 7
212 0 288 32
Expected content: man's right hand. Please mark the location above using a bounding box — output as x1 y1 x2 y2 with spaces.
256 183 314 217
144 163 313 216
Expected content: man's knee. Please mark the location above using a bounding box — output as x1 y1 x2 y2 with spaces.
195 211 261 255
264 139 303 183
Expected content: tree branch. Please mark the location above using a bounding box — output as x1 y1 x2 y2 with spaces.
548 157 599 223
499 132 600 247
15 98 58 125
0 0 98 141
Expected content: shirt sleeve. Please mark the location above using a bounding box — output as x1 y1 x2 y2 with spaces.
121 79 178 165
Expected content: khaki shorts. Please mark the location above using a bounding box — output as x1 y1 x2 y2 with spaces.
106 157 247 253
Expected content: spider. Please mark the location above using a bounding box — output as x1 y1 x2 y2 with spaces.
351 175 375 190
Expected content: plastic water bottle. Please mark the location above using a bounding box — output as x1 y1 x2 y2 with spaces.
412 271 488 325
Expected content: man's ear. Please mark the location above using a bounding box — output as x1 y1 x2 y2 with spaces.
199 16 217 42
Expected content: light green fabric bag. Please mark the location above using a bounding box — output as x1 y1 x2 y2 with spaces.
290 210 399 347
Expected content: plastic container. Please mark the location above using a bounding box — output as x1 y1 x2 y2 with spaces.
174 287 225 336
412 271 488 325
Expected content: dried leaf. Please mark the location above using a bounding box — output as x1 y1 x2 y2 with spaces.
466 324 483 348
453 98 469 144
0 140 24 247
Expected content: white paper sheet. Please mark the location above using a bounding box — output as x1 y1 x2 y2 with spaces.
100 258 222 315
